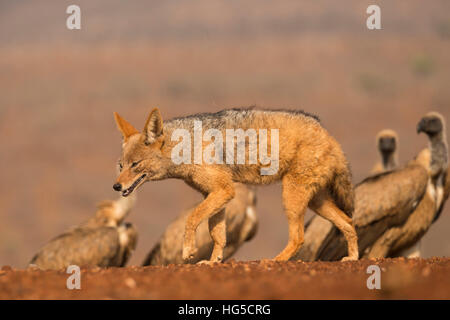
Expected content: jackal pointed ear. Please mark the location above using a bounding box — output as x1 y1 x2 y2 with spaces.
143 108 164 145
114 112 139 142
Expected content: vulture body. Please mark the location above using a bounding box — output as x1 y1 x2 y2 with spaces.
30 194 137 270
143 183 257 265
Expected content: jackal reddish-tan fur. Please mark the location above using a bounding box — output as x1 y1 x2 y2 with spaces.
113 107 358 263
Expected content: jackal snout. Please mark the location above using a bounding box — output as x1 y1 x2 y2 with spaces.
114 160 149 197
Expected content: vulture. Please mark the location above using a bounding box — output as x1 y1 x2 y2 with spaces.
295 112 448 261
371 129 399 174
29 193 137 270
143 183 257 265
366 112 448 258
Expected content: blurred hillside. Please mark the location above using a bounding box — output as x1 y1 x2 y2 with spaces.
0 0 449 267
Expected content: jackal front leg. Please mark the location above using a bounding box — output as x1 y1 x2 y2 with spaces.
197 209 227 265
207 209 226 263
183 187 234 262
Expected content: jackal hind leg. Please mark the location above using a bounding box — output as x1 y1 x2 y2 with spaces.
183 186 234 263
275 176 312 261
309 191 359 261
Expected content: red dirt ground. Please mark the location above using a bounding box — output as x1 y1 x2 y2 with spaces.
1 257 449 299
2 0 450 270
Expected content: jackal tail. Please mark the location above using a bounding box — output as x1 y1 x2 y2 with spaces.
329 165 355 218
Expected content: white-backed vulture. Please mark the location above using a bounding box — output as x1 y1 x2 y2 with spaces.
371 129 399 174
366 112 448 258
142 183 257 265
295 112 448 261
29 193 137 270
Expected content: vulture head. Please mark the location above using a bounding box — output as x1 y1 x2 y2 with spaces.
417 112 445 137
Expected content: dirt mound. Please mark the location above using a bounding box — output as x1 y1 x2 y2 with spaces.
1 257 449 299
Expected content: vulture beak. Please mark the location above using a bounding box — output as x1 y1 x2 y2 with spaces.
417 119 426 134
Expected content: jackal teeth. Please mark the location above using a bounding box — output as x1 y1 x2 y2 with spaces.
122 174 147 197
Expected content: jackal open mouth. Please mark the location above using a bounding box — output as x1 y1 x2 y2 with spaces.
122 174 147 197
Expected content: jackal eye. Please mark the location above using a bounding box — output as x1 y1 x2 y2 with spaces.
131 161 140 168
118 162 123 171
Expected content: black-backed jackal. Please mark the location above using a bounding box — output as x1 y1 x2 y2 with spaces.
113 107 358 263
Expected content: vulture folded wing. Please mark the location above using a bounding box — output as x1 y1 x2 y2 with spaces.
316 163 429 261
30 227 121 270
354 164 428 226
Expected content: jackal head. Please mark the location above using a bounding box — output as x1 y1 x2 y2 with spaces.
113 108 170 197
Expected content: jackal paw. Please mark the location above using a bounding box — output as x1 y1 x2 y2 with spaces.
197 260 220 266
182 246 198 261
341 255 358 262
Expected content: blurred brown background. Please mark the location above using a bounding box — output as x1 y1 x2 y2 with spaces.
0 0 449 267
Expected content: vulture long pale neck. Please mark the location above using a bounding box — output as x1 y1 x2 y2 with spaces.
381 151 398 171
428 128 448 222
428 130 448 179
